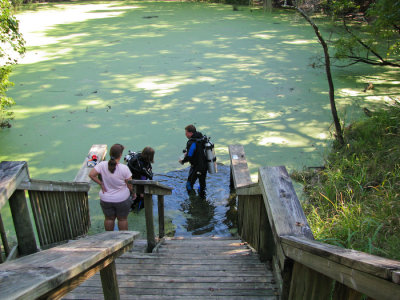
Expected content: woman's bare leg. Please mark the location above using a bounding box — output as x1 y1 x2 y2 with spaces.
117 216 128 230
104 216 116 231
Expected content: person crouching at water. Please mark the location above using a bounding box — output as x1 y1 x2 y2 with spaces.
89 143 133 231
130 146 155 210
179 124 208 198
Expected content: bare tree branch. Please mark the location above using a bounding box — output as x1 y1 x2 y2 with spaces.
295 4 344 145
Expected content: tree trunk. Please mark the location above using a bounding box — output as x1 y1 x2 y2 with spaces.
295 7 344 145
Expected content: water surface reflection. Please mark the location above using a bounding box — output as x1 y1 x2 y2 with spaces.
154 164 236 237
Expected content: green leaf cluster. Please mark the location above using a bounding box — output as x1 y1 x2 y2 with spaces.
1 0 25 128
323 0 360 16
367 0 400 56
329 0 400 66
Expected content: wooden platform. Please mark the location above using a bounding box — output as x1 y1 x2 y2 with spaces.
63 237 279 299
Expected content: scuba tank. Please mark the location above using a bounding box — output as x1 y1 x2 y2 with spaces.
204 136 217 174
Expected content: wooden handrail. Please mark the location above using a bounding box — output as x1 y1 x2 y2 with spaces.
0 231 139 300
0 161 37 257
281 235 400 283
129 179 173 196
18 178 89 192
281 236 400 299
0 159 94 257
128 179 173 252
229 144 400 300
0 161 29 210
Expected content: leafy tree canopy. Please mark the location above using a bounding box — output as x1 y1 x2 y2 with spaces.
330 0 400 67
1 0 25 128
1 0 25 66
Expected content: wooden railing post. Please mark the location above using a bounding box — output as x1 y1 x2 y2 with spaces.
0 214 10 259
144 194 156 252
158 195 165 239
100 261 120 300
9 190 37 256
130 180 172 252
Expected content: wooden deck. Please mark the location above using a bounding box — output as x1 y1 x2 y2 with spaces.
63 237 279 299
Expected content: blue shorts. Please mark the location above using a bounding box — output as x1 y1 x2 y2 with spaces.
100 196 133 218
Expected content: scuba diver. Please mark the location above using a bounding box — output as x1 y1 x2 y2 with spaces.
126 146 155 211
179 124 208 198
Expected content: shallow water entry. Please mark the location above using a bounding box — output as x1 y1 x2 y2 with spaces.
154 164 236 236
2 1 398 238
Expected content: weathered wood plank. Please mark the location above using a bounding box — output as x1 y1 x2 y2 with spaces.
165 236 237 241
113 263 270 272
158 195 165 238
129 180 173 196
77 280 275 289
258 165 314 274
288 262 333 300
0 213 10 258
64 237 279 300
281 235 400 282
236 182 261 196
40 249 124 300
281 236 400 300
332 281 364 300
100 261 120 300
144 194 155 252
0 231 139 300
228 145 253 188
86 273 275 282
112 268 272 277
74 144 107 183
0 161 30 210
259 201 274 261
64 295 278 300
393 270 400 284
161 238 247 245
9 190 37 256
259 166 314 240
65 286 278 296
117 257 263 265
18 179 90 192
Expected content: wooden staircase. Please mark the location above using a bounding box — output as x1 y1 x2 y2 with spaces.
63 237 279 299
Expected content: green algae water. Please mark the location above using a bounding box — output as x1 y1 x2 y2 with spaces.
1 1 399 237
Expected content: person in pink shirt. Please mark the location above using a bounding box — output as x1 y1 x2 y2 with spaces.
89 144 133 231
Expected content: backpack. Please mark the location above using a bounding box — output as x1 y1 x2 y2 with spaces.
191 135 207 170
125 151 143 178
125 151 153 179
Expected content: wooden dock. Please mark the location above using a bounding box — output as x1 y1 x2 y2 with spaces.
63 237 279 299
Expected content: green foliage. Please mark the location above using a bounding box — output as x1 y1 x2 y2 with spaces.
367 0 400 56
292 104 400 259
1 0 25 128
323 0 360 16
1 0 25 64
328 0 400 66
0 66 15 128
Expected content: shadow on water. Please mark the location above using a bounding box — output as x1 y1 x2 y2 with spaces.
154 164 237 237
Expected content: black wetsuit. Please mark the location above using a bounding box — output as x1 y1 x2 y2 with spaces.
128 153 153 210
130 153 153 180
182 131 207 197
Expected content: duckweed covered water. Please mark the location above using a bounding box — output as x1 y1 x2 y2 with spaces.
1 1 398 238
